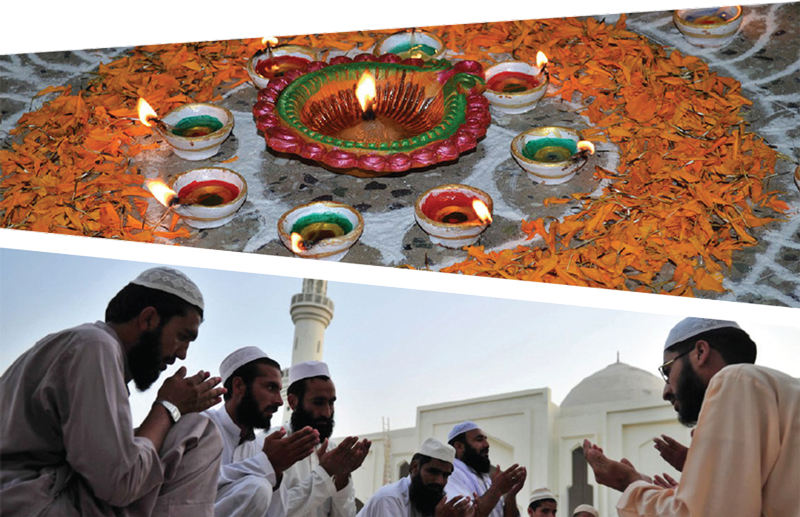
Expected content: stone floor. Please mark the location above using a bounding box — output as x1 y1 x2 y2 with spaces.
1 2 799 306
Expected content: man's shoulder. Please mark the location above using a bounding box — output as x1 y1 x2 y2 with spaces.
371 477 409 501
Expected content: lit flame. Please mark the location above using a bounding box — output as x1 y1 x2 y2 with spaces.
291 232 307 252
472 200 493 224
137 98 159 127
356 70 377 112
145 179 178 206
536 51 548 70
577 140 596 155
262 36 279 47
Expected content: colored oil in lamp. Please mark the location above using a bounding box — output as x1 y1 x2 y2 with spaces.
291 213 354 243
522 137 578 163
684 8 735 23
486 71 541 93
255 55 311 79
178 180 240 206
170 115 224 138
388 41 439 59
425 192 485 225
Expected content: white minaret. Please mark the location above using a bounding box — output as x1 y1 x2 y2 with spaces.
282 279 335 423
289 279 335 365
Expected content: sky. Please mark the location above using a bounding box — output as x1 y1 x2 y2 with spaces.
2 243 798 438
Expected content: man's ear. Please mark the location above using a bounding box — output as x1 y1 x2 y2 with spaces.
409 460 419 476
453 441 465 457
695 339 712 366
232 377 246 399
287 393 299 411
137 306 160 331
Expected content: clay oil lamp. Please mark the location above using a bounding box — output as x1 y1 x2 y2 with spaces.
374 28 445 60
253 57 490 176
673 6 743 47
414 184 493 248
510 126 595 185
138 98 233 161
145 168 247 229
247 37 318 89
278 201 364 261
483 51 549 115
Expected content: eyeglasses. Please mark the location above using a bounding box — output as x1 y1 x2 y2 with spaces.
658 348 692 383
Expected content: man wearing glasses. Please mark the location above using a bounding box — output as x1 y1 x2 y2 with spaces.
582 317 800 517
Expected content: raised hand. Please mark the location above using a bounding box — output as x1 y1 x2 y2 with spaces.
653 434 689 472
319 436 371 477
583 439 650 492
491 463 527 495
157 367 225 414
436 495 472 517
263 426 320 475
504 466 526 500
653 473 679 489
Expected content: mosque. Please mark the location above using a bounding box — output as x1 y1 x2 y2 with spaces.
285 279 691 517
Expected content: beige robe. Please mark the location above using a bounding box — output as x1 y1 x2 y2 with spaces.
0 321 223 516
617 364 800 517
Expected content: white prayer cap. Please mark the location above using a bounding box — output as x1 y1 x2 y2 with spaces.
288 361 331 386
573 504 599 517
664 318 742 350
130 267 204 310
448 421 479 442
528 487 556 506
418 438 456 464
220 346 269 384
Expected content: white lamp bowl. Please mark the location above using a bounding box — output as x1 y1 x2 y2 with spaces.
415 184 493 249
278 201 364 261
168 167 247 229
511 126 586 185
483 61 548 115
374 30 445 60
156 103 234 161
247 45 318 89
673 6 743 47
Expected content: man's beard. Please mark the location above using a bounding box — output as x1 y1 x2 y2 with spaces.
675 360 707 427
236 385 277 430
460 442 491 474
409 471 445 516
291 403 334 440
128 327 163 392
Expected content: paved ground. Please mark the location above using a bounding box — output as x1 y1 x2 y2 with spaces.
2 2 798 306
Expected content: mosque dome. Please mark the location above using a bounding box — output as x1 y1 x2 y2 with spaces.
561 360 664 408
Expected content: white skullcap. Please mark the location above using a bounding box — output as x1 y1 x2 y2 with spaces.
664 318 742 350
418 438 456 464
528 487 556 506
448 421 479 442
130 267 204 310
573 504 599 517
288 361 331 386
220 346 269 384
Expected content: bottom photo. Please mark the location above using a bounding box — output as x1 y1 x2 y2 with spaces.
1 246 798 517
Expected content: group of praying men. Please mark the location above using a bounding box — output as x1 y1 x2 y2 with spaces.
0 266 798 517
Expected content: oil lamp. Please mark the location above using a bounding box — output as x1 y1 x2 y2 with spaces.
374 29 445 60
138 98 233 161
415 184 493 248
246 38 318 89
484 51 549 115
146 168 247 229
673 6 743 47
278 201 364 261
511 126 595 185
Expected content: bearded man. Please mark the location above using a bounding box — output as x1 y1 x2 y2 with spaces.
357 438 471 517
583 317 800 517
445 422 527 517
207 347 320 517
273 361 371 517
0 267 225 516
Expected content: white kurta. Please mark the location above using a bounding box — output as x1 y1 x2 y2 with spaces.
207 405 287 517
445 459 503 517
356 476 424 517
269 422 357 517
617 364 800 517
0 321 222 517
